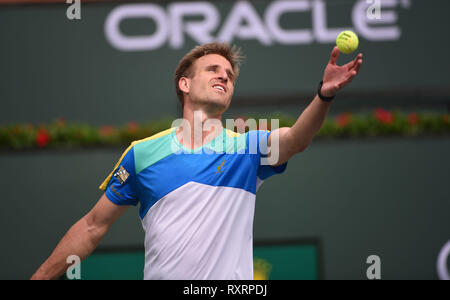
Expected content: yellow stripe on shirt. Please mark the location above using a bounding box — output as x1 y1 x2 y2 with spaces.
99 127 176 191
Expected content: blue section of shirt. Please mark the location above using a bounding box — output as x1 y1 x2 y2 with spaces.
104 130 287 219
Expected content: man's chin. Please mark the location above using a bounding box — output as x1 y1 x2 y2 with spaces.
204 99 230 115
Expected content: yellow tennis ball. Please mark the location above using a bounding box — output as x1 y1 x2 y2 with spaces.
336 30 359 54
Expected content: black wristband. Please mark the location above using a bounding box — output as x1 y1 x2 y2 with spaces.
317 81 335 102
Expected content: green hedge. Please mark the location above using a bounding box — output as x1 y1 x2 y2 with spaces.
1 109 449 150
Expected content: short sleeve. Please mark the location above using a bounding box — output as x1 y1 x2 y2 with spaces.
247 130 288 181
99 145 139 206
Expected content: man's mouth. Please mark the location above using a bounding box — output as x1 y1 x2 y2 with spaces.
212 84 226 93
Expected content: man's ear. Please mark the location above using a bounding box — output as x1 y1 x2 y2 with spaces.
179 77 190 94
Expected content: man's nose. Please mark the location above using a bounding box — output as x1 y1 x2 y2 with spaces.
217 69 228 82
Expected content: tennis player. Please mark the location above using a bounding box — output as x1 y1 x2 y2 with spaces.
31 42 362 280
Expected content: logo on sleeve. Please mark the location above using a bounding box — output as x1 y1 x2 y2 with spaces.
114 165 129 184
215 159 226 174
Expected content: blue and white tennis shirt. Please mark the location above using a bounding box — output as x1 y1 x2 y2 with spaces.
100 127 287 279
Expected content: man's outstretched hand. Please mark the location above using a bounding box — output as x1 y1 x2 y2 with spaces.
321 46 363 98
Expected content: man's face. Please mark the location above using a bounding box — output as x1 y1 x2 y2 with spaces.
185 54 235 114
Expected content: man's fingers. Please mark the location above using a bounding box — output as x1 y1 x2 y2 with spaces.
337 70 357 89
346 58 357 71
346 53 363 71
329 46 339 65
353 59 362 73
338 79 350 89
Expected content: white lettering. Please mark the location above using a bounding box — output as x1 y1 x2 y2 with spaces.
105 4 168 51
168 2 219 49
66 0 81 20
313 0 351 43
217 1 272 45
202 117 224 155
193 110 204 152
66 255 81 280
170 118 190 154
227 285 267 296
366 254 381 279
437 241 450 280
261 119 279 166
104 0 409 51
265 0 313 44
353 0 401 41
366 0 381 20
184 284 217 297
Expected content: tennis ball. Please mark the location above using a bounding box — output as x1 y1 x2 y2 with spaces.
336 30 359 54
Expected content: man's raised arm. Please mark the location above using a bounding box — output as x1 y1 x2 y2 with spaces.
269 47 363 166
30 193 128 280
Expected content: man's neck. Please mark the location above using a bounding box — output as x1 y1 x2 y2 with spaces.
176 108 224 150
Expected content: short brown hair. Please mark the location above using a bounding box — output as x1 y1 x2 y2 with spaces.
174 42 244 107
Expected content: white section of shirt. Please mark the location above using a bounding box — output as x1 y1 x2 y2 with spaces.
141 181 256 280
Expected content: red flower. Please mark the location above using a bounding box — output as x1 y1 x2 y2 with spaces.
374 108 394 124
443 114 449 124
336 113 352 128
36 128 51 148
99 125 116 137
407 113 419 125
127 121 139 133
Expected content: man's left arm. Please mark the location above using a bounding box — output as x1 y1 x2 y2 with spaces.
269 46 363 166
